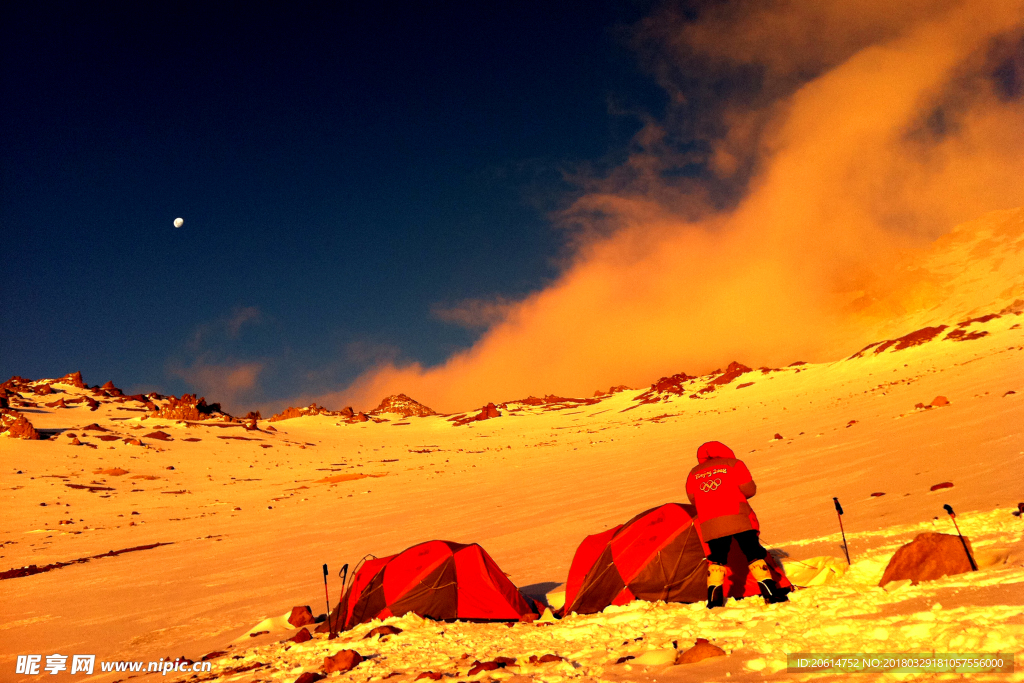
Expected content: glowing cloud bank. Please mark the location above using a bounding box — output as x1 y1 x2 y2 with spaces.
332 0 1024 413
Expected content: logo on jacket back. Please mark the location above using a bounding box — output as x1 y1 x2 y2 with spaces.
700 478 722 492
695 468 727 480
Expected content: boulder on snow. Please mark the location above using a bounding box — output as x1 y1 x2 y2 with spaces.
676 638 726 665
879 532 976 586
288 628 312 643
323 650 363 673
288 605 316 628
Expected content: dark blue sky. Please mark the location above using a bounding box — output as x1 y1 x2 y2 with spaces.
2 2 675 411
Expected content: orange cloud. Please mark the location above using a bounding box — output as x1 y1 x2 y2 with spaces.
324 0 1024 414
431 296 519 330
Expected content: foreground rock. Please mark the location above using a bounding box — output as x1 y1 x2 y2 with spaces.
288 606 316 627
323 650 363 673
879 532 976 586
676 638 726 664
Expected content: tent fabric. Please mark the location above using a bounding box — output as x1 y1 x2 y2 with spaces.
562 525 621 612
781 556 848 587
563 503 792 614
333 540 537 631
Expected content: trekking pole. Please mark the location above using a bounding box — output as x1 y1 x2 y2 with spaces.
334 563 349 637
322 563 333 636
943 504 977 571
833 497 851 565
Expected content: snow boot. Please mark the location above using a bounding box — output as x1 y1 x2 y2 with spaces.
706 562 727 609
749 559 788 604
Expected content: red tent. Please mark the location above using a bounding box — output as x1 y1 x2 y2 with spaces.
327 540 538 631
563 503 791 614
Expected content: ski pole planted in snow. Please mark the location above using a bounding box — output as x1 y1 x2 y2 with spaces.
943 504 978 571
833 497 851 564
334 563 348 637
322 563 333 636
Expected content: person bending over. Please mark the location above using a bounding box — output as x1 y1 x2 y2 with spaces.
685 440 788 608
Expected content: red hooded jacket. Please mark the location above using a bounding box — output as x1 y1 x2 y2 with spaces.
685 441 759 541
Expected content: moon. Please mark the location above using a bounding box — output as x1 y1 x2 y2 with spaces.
173 217 184 228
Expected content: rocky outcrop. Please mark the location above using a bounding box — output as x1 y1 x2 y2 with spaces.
54 371 86 388
849 326 949 359
150 394 222 421
707 361 753 387
505 395 601 410
0 409 40 440
879 532 976 586
269 404 337 421
634 371 696 404
450 403 501 426
370 394 436 418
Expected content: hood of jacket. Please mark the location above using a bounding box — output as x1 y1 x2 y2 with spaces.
697 440 735 463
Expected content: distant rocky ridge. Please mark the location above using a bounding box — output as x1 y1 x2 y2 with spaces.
3 297 1015 437
0 372 243 440
269 404 371 423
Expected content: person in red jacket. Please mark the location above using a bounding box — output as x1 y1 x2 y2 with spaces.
686 440 787 608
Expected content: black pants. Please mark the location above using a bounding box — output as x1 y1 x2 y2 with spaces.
707 529 768 565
